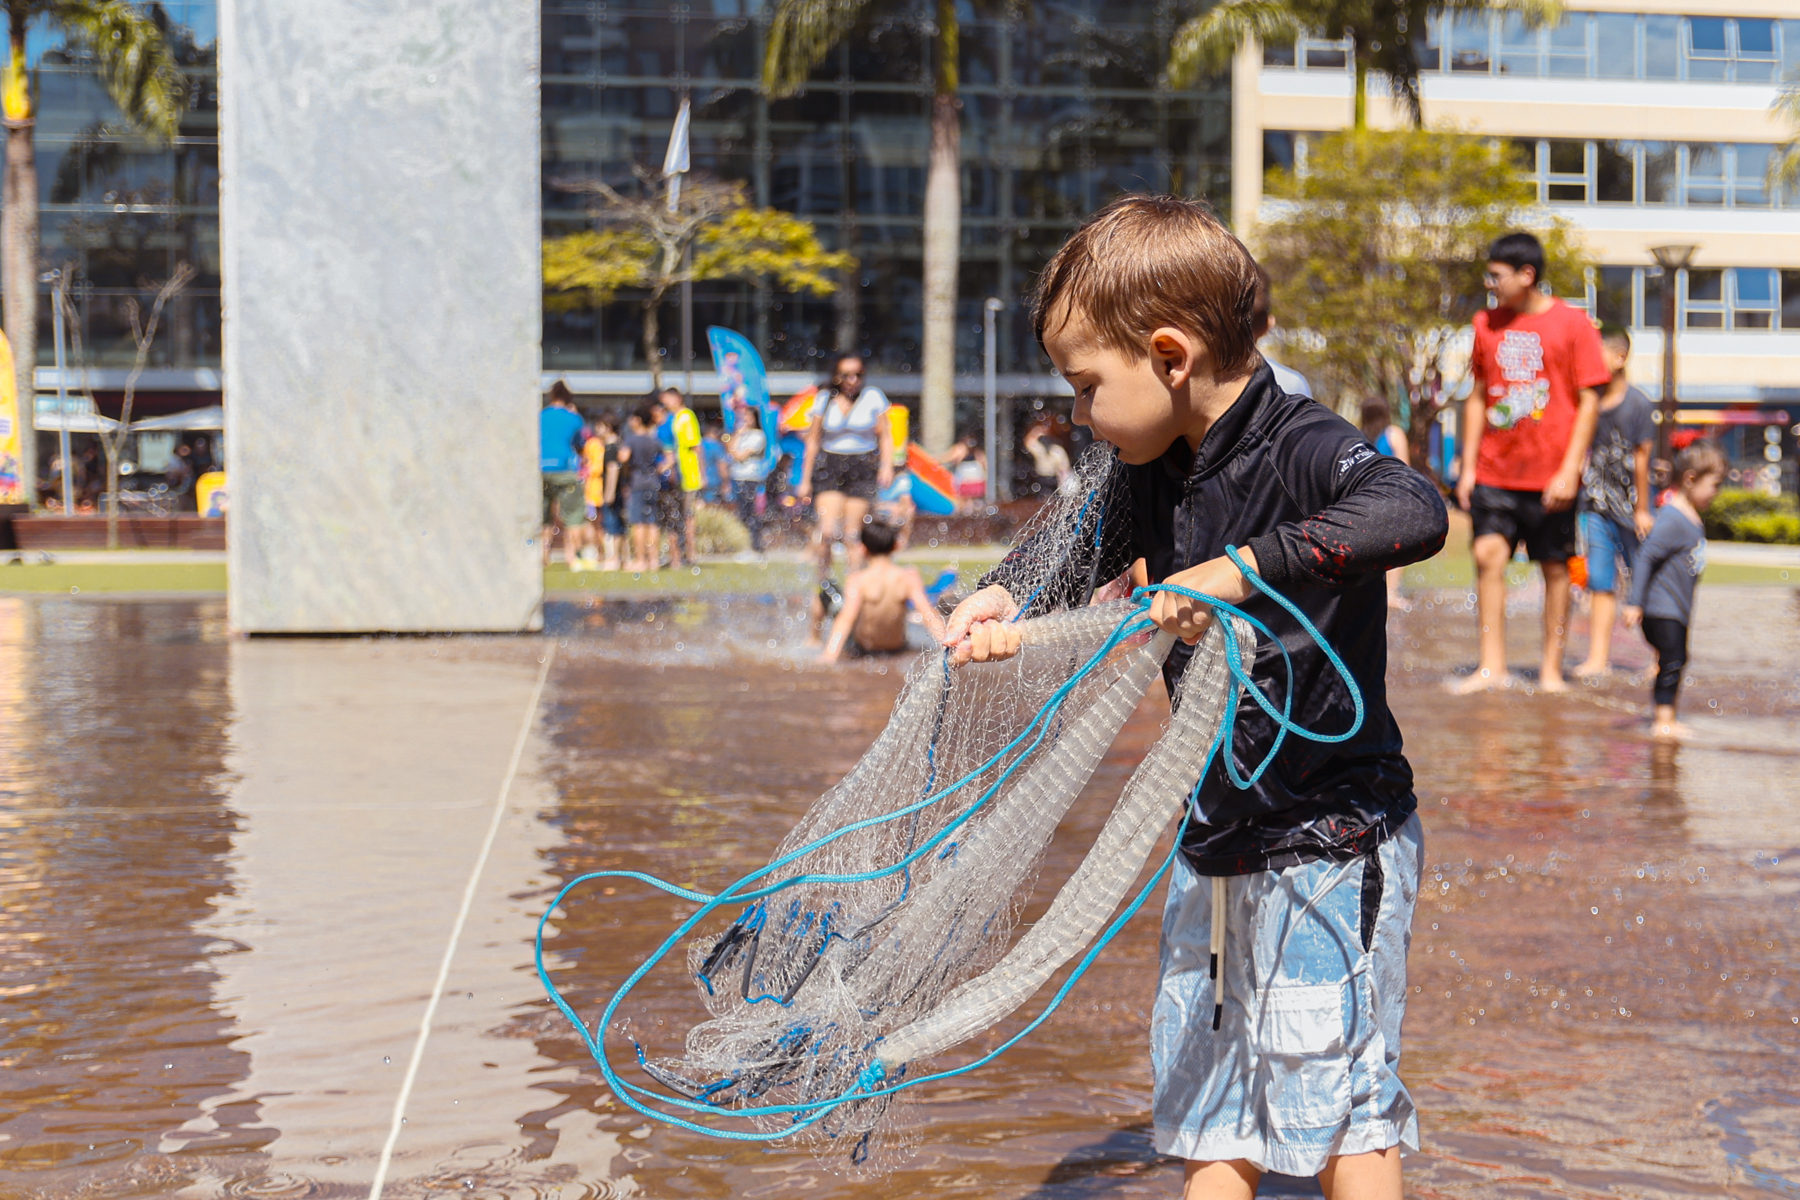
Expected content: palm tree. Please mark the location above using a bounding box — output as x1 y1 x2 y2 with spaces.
2 1 184 505
1774 80 1800 194
765 0 961 454
1169 0 1558 131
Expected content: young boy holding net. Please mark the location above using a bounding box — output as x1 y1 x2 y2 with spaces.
943 196 1447 1200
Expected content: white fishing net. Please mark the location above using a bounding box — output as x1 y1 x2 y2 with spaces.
633 447 1252 1168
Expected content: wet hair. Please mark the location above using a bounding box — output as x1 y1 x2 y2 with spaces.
1674 438 1727 482
633 403 659 428
1487 232 1545 285
1031 194 1260 378
859 521 898 557
1359 395 1392 439
548 379 574 406
1600 323 1632 350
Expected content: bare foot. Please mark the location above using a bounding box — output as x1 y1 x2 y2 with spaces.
1538 674 1570 694
1651 720 1693 741
1448 668 1515 694
1571 660 1611 679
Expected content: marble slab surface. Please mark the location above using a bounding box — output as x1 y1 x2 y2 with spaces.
220 0 543 632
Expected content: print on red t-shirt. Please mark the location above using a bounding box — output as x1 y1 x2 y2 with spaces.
1470 297 1611 492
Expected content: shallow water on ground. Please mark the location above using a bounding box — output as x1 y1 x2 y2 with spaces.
1 585 1797 1198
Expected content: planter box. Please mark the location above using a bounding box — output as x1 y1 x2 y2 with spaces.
13 515 227 551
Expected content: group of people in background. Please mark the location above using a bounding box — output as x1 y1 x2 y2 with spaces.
1451 231 1721 738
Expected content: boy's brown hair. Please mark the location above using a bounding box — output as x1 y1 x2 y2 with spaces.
1031 194 1261 378
1674 438 1727 482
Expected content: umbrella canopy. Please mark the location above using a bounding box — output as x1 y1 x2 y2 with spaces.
131 405 224 432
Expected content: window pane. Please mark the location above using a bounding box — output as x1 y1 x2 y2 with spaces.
1263 39 1297 67
1782 270 1800 329
1737 18 1775 55
1508 137 1541 175
1449 11 1492 72
1687 17 1728 80
1414 17 1443 72
1643 268 1666 327
1548 139 1584 174
1596 266 1635 326
1687 268 1723 303
1735 267 1776 304
1596 140 1635 202
1642 142 1676 203
1686 310 1725 329
1644 15 1679 78
1595 14 1636 78
1685 143 1725 206
1498 12 1542 75
1547 181 1587 202
1304 40 1348 69
1547 14 1589 77
1785 21 1800 81
1734 144 1771 208
1263 130 1298 173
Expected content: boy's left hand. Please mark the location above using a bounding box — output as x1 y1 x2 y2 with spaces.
1622 604 1643 629
1149 549 1258 644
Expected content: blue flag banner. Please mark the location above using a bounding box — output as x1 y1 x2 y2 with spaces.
707 326 782 479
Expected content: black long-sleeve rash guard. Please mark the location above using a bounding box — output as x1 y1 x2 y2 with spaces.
982 365 1449 875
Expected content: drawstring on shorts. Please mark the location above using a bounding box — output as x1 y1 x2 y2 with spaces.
1209 875 1227 1030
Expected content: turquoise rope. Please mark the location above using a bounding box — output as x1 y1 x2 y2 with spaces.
535 546 1363 1141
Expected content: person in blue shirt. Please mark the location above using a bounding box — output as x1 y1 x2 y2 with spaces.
540 380 587 568
701 420 733 505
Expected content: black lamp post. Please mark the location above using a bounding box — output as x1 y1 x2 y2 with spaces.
1649 243 1697 471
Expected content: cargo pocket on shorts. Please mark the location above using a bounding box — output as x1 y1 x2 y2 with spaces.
1253 982 1353 1128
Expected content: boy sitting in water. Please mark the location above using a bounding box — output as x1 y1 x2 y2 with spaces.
820 522 947 662
943 195 1447 1200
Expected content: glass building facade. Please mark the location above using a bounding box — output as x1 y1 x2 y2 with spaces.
27 2 220 375
542 0 1232 381
10 1 1229 389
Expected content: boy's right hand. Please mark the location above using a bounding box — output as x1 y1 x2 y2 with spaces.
1622 604 1643 629
943 585 1021 664
1454 472 1476 512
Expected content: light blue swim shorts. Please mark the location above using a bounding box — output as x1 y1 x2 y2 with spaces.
1151 814 1423 1177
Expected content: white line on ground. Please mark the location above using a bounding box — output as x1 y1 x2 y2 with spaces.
366 647 556 1200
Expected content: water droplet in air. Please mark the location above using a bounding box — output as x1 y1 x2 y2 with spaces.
384 1056 391 1064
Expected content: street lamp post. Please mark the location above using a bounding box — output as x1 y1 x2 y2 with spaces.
39 269 71 515
983 297 1002 509
1649 244 1697 471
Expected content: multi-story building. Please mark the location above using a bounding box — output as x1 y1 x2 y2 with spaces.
1234 5 1800 479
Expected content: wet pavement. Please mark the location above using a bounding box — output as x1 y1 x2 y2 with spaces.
2 584 1797 1198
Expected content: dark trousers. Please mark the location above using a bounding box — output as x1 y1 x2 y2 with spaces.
734 486 764 551
1640 616 1688 707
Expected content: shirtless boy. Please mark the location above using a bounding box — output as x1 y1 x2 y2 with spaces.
819 522 947 662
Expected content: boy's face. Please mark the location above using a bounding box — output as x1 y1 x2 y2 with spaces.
1485 261 1536 311
1043 312 1193 465
1603 337 1630 377
1685 468 1723 511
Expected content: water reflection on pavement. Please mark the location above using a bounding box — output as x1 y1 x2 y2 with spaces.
1 586 1796 1198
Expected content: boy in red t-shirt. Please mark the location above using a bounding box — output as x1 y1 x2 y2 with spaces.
1452 232 1607 693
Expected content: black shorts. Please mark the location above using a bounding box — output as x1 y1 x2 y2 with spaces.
1470 484 1576 563
812 451 880 502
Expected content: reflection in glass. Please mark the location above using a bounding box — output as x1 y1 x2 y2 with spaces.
1641 142 1677 203
1547 14 1589 77
1303 38 1349 70
1263 38 1296 67
1449 11 1492 72
1498 12 1541 75
1684 143 1725 207
1644 15 1680 78
1732 268 1777 329
1733 144 1770 208
1782 271 1800 331
1735 18 1777 83
1685 268 1724 329
1686 16 1728 81
1596 266 1635 327
1595 14 1637 77
1784 20 1800 81
1596 141 1634 203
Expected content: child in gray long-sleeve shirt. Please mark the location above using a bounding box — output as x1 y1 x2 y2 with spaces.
1624 440 1727 739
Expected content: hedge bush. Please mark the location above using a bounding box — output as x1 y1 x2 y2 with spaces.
694 504 751 555
1703 489 1800 544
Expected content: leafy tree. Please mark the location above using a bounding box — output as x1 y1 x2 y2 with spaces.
544 173 855 390
1169 0 1559 129
3 0 186 505
765 0 961 452
1256 127 1589 475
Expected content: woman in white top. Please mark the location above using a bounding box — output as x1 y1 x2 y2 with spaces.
798 355 893 574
